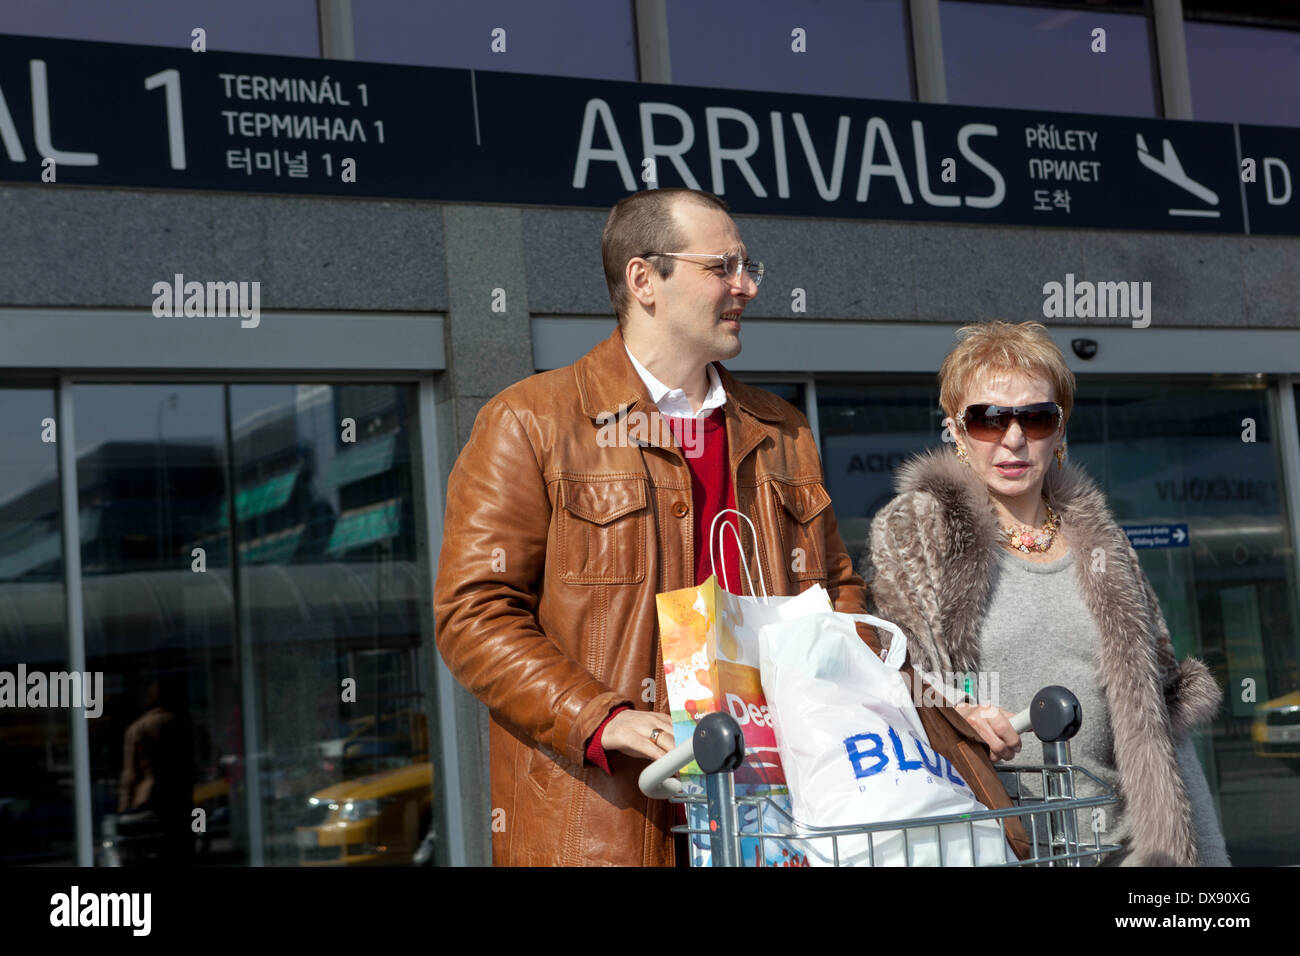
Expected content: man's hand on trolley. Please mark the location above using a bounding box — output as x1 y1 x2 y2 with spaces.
603 710 675 761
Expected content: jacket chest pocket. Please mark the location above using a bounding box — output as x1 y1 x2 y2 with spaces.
770 478 831 582
556 477 648 585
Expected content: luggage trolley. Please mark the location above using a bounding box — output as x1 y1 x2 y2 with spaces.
639 685 1121 867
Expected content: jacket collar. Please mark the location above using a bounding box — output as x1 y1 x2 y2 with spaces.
624 343 727 416
890 445 1123 595
575 327 788 428
891 444 1101 517
885 445 1120 679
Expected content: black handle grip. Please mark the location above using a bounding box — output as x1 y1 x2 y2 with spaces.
1028 685 1082 742
692 711 746 774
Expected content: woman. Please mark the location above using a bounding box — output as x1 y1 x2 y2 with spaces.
862 320 1229 866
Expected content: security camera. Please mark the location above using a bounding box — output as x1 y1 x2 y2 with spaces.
1071 338 1098 360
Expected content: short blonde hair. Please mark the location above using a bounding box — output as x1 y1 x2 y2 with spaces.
938 320 1075 424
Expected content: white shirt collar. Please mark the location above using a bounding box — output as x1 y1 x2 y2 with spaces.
624 344 727 419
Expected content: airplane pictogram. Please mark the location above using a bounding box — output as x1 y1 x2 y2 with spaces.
1135 133 1221 218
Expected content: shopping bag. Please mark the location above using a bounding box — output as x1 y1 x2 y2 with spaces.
657 510 831 866
758 611 1011 866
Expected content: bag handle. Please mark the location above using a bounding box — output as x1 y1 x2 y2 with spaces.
708 508 769 601
843 613 908 670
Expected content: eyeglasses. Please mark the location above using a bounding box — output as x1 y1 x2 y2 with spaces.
643 252 765 287
958 402 1063 441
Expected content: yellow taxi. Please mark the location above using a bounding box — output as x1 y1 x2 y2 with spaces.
1253 689 1300 770
294 761 434 865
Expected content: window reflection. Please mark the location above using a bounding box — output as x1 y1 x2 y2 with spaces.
73 384 232 866
0 0 321 56
817 381 943 569
940 1 1158 117
667 0 912 100
1070 383 1300 866
1185 21 1300 126
68 383 439 867
353 0 637 80
227 384 435 867
0 386 73 864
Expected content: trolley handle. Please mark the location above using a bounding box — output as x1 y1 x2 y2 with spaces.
1007 685 1081 742
639 739 695 799
639 686 1084 799
638 711 746 799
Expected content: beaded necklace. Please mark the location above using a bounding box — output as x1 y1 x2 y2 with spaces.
1000 498 1061 554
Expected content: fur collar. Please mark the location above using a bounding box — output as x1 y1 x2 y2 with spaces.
868 446 1224 865
889 448 1130 674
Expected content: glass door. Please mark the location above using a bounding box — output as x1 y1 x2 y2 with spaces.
67 381 443 867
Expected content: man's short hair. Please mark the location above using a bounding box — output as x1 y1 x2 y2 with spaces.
601 188 730 324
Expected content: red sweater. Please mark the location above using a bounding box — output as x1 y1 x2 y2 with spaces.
586 406 740 772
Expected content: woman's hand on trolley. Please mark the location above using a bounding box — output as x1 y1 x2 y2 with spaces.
954 702 1022 762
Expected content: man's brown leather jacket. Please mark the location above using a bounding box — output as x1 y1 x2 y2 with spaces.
433 327 869 865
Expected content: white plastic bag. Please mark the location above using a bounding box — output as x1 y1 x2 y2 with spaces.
658 509 833 866
758 611 1010 866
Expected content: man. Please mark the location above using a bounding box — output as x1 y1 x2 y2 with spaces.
433 187 868 866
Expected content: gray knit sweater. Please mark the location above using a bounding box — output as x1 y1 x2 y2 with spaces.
978 549 1128 863
978 548 1228 866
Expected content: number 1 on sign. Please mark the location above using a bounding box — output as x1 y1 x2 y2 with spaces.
143 69 186 170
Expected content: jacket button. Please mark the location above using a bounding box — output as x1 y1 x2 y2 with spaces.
672 502 689 518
